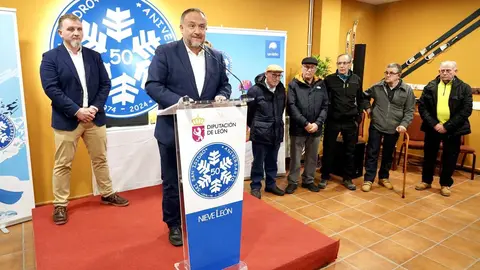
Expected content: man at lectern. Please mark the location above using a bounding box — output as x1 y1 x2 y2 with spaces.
145 8 231 247
39 14 129 226
246 65 286 199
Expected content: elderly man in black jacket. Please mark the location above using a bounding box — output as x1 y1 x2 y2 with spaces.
285 57 329 194
247 64 286 199
320 54 369 191
416 61 473 197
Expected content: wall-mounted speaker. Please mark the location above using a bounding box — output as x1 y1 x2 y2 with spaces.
353 44 366 83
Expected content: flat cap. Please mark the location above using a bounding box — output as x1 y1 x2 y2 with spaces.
301 57 318 65
265 64 284 72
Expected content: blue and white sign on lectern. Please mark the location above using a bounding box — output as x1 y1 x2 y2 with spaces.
159 99 248 270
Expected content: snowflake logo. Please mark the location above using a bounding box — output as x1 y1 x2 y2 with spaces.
189 143 239 199
49 0 176 118
0 114 15 151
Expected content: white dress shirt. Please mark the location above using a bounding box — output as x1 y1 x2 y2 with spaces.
65 44 89 108
184 42 206 97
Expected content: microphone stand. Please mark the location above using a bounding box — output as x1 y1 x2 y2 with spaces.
199 44 249 105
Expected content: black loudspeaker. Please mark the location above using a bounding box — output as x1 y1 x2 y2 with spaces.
333 140 365 179
106 114 149 128
352 44 366 83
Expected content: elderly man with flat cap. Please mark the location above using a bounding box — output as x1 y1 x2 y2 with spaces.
285 57 329 194
246 64 286 199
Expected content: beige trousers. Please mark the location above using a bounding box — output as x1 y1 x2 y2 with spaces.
52 122 114 206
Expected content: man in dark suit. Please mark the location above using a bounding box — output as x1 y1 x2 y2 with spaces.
40 14 129 225
145 8 231 247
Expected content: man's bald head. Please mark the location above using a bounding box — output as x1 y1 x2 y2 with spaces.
440 61 457 70
439 61 457 83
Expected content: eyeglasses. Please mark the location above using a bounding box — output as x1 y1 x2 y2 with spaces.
270 73 283 79
336 61 351 66
384 71 399 76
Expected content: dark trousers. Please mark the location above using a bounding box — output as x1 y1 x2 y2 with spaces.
157 141 181 229
364 126 399 182
250 142 280 190
321 119 358 181
422 131 461 187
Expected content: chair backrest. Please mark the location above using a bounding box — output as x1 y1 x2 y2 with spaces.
358 111 367 137
406 112 424 141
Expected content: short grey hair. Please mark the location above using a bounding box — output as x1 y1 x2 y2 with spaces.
386 63 402 74
337 54 352 62
180 8 206 24
440 61 457 70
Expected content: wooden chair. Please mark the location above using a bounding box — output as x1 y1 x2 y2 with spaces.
437 135 476 180
358 110 367 144
397 112 424 171
459 135 476 180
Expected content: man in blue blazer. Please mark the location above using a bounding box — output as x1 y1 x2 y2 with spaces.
145 8 231 246
40 14 129 225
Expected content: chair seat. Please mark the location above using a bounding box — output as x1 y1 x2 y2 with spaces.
407 140 424 149
460 145 476 153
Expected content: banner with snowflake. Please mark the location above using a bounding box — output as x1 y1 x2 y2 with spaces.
48 0 177 119
0 8 36 227
177 105 247 269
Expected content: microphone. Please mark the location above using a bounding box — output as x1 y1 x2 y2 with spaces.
199 43 248 101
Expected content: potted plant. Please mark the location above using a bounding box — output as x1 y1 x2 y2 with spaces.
312 55 331 79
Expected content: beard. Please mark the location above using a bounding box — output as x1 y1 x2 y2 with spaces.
189 40 202 48
188 36 203 48
69 40 81 48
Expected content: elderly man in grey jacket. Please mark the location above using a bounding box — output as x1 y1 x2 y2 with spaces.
361 63 416 192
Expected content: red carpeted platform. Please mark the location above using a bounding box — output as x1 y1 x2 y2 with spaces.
32 186 339 270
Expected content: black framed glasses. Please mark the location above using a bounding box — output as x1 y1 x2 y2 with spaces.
384 71 399 76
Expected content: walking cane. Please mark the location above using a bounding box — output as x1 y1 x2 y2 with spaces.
402 132 410 198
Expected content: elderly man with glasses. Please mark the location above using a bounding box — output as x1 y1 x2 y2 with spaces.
361 63 415 192
320 54 369 191
246 64 286 199
416 61 473 197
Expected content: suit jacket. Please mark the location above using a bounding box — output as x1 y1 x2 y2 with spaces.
40 45 110 131
145 40 232 146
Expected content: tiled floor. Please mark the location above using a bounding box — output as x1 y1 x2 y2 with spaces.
0 218 35 270
248 164 480 270
1 164 479 270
